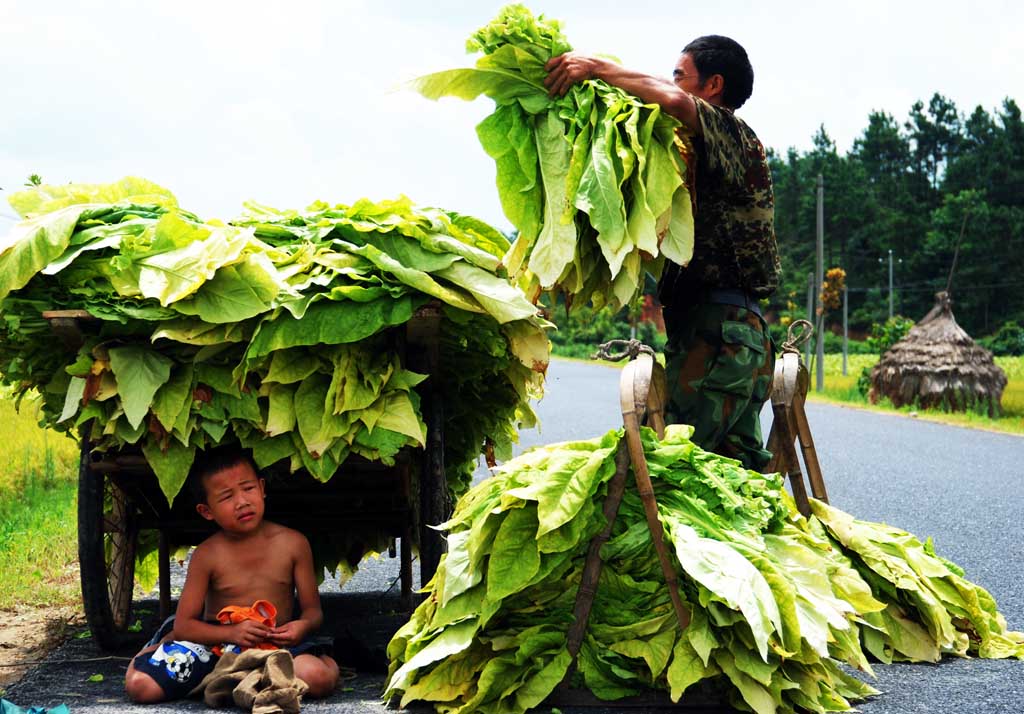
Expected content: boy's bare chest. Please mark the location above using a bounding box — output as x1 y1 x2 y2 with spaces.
205 547 295 616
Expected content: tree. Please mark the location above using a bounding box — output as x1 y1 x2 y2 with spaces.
770 93 1023 335
941 99 1024 329
905 93 962 197
853 111 909 188
849 110 925 324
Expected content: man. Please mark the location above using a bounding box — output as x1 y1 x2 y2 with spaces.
545 36 781 471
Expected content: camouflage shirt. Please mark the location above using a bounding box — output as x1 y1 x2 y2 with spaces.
659 97 781 306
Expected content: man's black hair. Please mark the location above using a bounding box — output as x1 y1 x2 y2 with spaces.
682 35 754 110
188 444 258 504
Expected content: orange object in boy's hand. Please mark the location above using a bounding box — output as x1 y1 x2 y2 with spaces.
216 600 279 651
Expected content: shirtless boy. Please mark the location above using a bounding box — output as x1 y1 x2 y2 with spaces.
125 447 340 702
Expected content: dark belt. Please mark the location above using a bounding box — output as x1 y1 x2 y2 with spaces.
705 288 762 317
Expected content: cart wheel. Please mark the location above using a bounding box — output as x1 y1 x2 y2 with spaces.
78 439 139 650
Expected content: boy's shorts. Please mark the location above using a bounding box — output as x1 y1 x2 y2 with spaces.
132 615 327 699
133 639 217 698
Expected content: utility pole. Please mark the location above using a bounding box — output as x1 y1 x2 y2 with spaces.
841 285 848 376
878 249 902 319
805 271 814 369
815 174 824 392
887 248 894 319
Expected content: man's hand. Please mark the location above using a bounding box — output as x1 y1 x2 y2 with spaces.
230 620 271 648
544 53 605 97
544 53 698 130
267 621 309 649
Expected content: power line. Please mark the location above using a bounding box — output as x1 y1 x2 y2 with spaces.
845 280 1024 294
898 282 1024 293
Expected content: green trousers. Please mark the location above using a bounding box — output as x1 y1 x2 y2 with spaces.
662 302 775 471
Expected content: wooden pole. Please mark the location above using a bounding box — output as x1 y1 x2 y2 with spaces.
158 531 171 620
567 351 681 666
805 272 814 370
566 443 631 658
888 249 894 319
815 174 825 393
771 401 811 516
792 393 829 503
842 285 848 376
945 211 970 295
621 421 691 631
620 356 690 632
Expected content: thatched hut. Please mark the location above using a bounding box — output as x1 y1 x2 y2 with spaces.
869 291 1007 415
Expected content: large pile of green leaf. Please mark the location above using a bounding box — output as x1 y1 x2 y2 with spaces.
414 4 693 312
0 177 550 502
386 425 1023 714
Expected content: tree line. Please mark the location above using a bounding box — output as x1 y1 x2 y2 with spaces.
768 93 1024 338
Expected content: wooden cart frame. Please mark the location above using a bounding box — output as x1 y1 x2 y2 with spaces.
46 305 453 651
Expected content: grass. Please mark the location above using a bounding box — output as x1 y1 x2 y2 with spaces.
0 393 81 610
807 354 1024 436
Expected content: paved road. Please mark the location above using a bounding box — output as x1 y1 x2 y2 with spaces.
6 359 1023 713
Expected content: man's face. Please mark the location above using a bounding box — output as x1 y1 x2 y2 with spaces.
673 53 714 102
197 461 266 534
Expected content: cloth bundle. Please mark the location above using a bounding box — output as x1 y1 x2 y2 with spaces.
190 648 308 714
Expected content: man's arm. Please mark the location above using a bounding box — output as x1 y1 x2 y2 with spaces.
544 53 700 133
173 543 270 648
268 533 322 648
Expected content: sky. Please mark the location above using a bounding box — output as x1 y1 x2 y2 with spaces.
2 0 1021 233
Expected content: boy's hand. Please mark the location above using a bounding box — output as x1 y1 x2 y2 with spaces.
267 621 308 648
231 620 271 648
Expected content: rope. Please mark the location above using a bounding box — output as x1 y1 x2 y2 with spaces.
782 320 814 355
380 554 416 599
591 339 655 362
339 667 358 684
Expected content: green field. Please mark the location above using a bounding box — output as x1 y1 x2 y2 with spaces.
807 354 1024 435
0 395 80 610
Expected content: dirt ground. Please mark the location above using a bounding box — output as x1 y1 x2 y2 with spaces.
0 605 83 690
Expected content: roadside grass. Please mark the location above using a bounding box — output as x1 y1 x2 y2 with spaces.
0 394 81 610
550 352 628 368
808 354 1024 436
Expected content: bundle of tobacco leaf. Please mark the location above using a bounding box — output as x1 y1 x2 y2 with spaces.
414 4 694 312
0 177 551 502
386 425 1023 714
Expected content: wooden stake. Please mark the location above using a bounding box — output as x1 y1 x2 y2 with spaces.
620 355 690 632
566 442 631 658
566 352 689 667
792 393 829 502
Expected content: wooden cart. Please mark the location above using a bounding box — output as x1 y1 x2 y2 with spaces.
44 305 453 651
